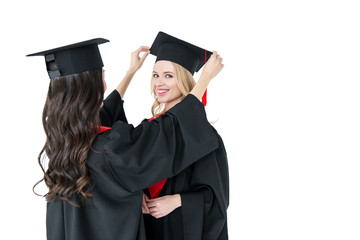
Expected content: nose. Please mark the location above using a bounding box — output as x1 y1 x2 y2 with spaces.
154 77 165 87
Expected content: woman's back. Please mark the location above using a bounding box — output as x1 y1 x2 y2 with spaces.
47 131 146 240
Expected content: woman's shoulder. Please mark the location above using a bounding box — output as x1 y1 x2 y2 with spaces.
90 130 111 154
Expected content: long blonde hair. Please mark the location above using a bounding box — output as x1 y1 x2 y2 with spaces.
151 62 195 117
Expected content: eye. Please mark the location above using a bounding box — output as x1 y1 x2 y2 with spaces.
153 73 159 78
165 74 173 78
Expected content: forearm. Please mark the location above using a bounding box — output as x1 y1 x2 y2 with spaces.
116 46 150 98
115 69 136 99
173 194 182 207
189 50 223 101
189 73 211 102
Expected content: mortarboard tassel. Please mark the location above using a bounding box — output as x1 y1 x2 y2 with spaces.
202 50 208 106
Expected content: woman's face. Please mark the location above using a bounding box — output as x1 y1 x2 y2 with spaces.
152 61 182 109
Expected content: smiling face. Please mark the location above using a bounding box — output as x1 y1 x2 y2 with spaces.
152 60 183 111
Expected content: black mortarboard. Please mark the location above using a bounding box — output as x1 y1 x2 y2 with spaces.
150 32 212 75
27 38 109 78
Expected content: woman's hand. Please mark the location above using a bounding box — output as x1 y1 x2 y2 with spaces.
146 194 182 219
129 46 150 74
190 51 224 101
142 193 150 214
201 51 224 81
116 46 150 98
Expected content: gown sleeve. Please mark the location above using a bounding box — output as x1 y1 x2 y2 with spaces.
100 90 128 126
103 94 219 192
180 132 229 240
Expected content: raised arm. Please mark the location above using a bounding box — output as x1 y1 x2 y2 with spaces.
116 46 150 98
100 46 150 126
104 94 219 192
190 51 224 101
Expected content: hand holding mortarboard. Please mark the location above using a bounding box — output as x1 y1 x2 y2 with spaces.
190 51 224 102
201 51 224 81
116 46 150 98
129 46 150 73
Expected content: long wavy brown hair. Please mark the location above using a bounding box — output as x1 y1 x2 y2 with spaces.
34 62 104 206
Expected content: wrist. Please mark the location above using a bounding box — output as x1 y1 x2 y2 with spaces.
127 68 137 76
199 72 212 84
173 194 182 208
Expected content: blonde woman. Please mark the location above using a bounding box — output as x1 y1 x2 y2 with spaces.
142 32 229 240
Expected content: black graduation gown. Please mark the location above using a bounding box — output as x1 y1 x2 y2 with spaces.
144 128 229 240
45 91 220 240
100 90 128 127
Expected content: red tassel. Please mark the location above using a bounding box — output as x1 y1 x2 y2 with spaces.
202 50 208 106
202 89 207 106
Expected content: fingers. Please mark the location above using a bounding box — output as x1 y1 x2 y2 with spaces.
147 204 161 218
146 199 161 215
131 46 150 59
143 202 150 213
135 45 150 54
129 46 151 72
142 194 150 214
142 205 150 214
211 51 219 59
211 50 224 68
147 204 164 219
211 51 222 60
140 51 150 63
146 200 159 209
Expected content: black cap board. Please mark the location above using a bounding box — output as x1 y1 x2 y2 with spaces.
27 38 109 78
150 32 212 75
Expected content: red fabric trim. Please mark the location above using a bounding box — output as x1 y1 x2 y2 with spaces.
202 89 207 106
98 126 111 134
149 179 167 199
147 116 167 199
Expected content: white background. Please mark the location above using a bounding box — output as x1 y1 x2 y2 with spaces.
0 0 359 239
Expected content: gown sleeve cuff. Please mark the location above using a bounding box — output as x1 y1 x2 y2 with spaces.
100 90 128 126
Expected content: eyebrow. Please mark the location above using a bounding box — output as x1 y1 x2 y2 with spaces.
152 71 174 74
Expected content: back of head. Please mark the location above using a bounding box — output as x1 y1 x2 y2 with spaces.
28 38 109 205
38 64 104 206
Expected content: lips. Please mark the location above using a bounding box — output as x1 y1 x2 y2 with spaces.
157 89 169 96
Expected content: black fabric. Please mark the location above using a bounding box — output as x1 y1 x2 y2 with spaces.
144 130 229 240
100 90 128 126
26 38 109 78
150 32 212 75
46 94 219 240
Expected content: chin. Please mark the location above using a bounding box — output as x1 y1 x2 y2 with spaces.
157 94 172 102
157 99 168 104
